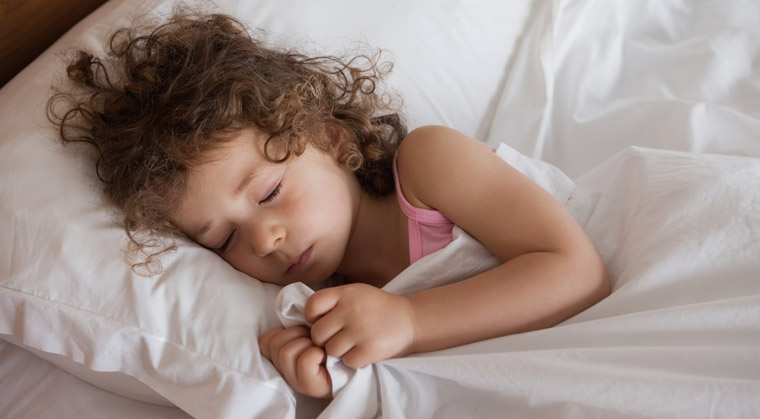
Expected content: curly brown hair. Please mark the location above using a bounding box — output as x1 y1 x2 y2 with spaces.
47 8 406 274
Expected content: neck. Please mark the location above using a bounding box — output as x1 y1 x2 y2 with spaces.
337 190 409 287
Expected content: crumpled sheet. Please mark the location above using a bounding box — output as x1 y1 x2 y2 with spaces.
487 0 760 178
275 143 760 419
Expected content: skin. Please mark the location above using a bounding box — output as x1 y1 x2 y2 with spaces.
172 125 611 399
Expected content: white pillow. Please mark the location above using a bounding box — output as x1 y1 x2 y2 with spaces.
0 0 533 416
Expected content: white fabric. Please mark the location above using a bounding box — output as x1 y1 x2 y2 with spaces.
0 340 190 419
277 145 760 419
0 0 531 417
487 0 760 177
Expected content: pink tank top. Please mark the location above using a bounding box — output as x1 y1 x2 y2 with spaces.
393 155 455 264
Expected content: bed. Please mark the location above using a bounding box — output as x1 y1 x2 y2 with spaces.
1 0 759 418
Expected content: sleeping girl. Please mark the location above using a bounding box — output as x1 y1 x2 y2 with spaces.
48 9 610 399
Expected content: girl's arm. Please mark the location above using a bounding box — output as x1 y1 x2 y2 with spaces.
305 125 610 368
393 125 610 353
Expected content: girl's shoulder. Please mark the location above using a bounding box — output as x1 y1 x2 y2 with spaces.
396 125 465 157
395 125 494 211
396 125 488 168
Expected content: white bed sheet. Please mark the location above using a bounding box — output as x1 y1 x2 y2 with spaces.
487 0 760 176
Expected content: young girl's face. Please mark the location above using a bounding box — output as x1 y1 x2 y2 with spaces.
171 128 361 286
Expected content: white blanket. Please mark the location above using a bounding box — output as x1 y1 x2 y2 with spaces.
276 144 760 418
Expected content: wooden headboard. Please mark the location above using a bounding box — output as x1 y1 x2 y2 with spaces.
0 0 109 88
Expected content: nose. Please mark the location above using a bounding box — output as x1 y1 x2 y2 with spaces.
249 218 285 257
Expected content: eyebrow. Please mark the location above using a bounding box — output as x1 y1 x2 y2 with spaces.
193 168 259 242
235 168 258 196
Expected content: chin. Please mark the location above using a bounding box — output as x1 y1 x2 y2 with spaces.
302 264 338 287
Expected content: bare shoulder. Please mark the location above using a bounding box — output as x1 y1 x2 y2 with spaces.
396 125 476 164
395 125 501 211
396 125 597 265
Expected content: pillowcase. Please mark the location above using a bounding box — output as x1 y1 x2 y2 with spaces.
0 0 534 416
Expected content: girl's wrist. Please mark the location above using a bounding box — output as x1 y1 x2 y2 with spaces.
403 293 425 356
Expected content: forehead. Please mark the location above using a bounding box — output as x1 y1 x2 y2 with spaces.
191 128 273 189
202 128 268 164
170 130 270 229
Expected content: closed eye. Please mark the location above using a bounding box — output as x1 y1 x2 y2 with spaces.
259 183 281 204
216 230 235 253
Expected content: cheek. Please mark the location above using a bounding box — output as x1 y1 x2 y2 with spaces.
297 183 351 226
222 251 266 280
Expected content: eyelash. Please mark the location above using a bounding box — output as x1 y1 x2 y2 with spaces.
216 183 282 253
216 232 234 253
259 183 282 204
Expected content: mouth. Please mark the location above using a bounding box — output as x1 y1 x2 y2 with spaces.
286 245 313 275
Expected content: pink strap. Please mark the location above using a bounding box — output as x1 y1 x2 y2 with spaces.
393 154 452 262
392 155 451 223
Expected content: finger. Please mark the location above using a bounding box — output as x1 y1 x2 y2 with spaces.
297 346 332 399
341 345 373 369
309 312 345 347
258 326 284 359
263 326 310 367
276 337 315 383
323 330 356 359
300 345 328 369
304 288 342 324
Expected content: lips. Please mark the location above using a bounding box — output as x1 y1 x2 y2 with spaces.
286 245 313 275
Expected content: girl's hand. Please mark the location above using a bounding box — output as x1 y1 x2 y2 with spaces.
304 283 417 369
259 326 332 398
